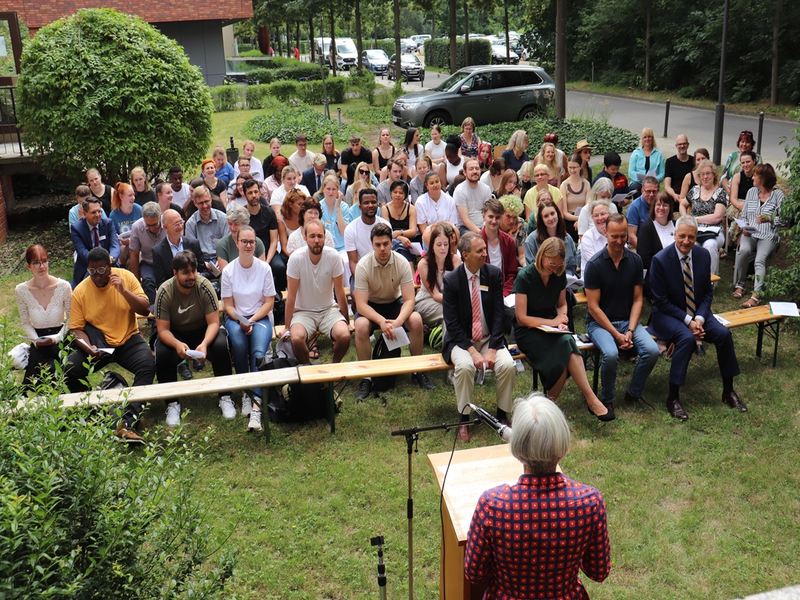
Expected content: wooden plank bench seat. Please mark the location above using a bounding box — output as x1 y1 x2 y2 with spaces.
56 367 300 442
716 305 784 367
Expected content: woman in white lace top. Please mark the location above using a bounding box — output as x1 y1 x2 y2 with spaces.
15 244 72 387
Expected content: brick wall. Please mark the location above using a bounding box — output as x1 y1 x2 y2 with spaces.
1 1 253 29
0 175 10 244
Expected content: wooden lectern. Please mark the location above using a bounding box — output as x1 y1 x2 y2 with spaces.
427 444 523 600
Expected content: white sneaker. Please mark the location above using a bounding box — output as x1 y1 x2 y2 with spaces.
219 395 236 420
165 402 181 427
241 393 253 417
515 359 525 373
248 408 263 431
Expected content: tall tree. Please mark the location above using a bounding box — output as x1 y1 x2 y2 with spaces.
555 0 566 118
448 0 457 71
463 0 470 65
771 0 782 105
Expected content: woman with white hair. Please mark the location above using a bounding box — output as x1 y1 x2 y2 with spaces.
465 392 612 599
580 198 613 275
577 178 617 238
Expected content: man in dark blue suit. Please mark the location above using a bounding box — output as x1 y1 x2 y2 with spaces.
649 215 745 420
442 232 516 442
300 154 330 197
70 197 120 288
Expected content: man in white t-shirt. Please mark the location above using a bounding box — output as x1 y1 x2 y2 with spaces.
454 158 492 235
283 219 351 364
168 165 192 208
344 188 390 285
288 133 316 173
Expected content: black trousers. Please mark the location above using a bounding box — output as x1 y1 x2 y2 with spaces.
154 327 232 397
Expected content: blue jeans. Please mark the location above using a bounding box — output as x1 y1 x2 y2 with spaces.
225 315 273 400
587 320 658 403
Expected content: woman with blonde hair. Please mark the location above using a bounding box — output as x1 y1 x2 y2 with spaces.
130 166 156 206
523 163 563 223
345 161 375 205
534 142 563 186
628 127 665 191
518 160 535 197
513 239 613 420
559 153 590 242
501 129 530 172
680 158 728 276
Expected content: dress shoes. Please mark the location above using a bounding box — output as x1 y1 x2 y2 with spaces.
722 390 748 412
457 424 472 442
624 391 654 411
695 343 706 357
666 398 689 421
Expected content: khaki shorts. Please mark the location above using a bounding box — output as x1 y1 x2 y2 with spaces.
291 306 347 339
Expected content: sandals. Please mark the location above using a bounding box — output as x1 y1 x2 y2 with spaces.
307 332 320 360
732 287 744 300
741 295 761 309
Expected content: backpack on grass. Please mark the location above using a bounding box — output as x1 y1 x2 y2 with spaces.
371 335 402 393
258 354 329 424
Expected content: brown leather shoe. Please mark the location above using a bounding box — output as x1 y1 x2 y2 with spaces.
457 424 472 442
722 390 748 412
624 392 654 411
666 398 689 421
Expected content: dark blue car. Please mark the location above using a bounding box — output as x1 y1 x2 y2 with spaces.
362 49 390 75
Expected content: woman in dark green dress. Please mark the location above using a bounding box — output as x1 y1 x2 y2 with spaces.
513 238 613 420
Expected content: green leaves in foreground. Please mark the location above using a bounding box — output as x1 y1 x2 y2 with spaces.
0 343 234 599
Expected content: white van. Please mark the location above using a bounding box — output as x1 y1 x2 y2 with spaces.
331 37 358 70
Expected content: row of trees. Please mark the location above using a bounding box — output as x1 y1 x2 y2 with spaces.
244 0 799 106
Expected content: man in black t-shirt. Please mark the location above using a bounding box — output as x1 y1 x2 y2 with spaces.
242 179 284 291
664 134 694 202
339 135 372 187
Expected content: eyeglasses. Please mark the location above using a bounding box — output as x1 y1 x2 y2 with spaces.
171 220 185 228
87 267 107 275
31 260 49 267
547 262 565 269
359 170 370 175
239 239 256 246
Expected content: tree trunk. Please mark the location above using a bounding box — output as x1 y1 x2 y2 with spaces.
257 26 271 56
555 0 566 118
449 0 457 72
463 0 470 66
394 0 401 72
330 7 337 76
504 0 510 64
771 0 783 105
645 0 651 86
275 27 282 55
309 17 315 63
286 22 291 57
296 22 301 59
355 0 363 72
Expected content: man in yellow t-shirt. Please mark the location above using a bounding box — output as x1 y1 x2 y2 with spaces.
65 247 154 442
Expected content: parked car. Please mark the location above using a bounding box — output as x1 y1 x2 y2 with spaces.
410 34 431 50
392 64 554 128
387 53 425 82
400 38 417 53
491 41 519 65
362 49 390 74
331 37 358 70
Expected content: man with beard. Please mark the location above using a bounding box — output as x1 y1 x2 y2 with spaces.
344 188 391 287
283 219 351 364
242 178 284 291
65 247 154 442
454 158 492 235
154 250 233 427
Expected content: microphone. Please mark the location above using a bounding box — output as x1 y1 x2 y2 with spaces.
468 403 512 442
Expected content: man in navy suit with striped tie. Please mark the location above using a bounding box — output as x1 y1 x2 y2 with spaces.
649 215 745 420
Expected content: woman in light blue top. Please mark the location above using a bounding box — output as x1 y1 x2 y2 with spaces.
628 127 665 192
316 173 353 253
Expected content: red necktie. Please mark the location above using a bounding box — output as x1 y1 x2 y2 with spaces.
93 227 100 248
471 274 482 342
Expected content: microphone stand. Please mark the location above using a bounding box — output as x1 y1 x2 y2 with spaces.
391 419 480 600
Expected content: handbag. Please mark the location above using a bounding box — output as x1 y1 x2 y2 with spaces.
696 225 721 244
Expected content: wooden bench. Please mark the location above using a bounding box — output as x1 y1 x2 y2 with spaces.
56 367 300 442
717 305 784 367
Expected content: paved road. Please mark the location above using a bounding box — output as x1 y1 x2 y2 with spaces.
388 67 797 170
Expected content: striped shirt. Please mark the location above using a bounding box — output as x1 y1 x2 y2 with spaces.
742 187 783 244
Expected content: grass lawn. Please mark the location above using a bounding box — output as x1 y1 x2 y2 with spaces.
1 212 799 598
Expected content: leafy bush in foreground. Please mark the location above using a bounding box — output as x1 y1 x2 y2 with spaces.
243 104 355 144
0 334 234 599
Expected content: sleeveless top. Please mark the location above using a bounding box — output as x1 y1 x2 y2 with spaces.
415 267 445 303
460 135 480 158
737 172 754 200
376 145 395 171
388 201 410 232
445 157 464 186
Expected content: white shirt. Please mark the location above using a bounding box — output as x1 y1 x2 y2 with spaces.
287 246 343 311
454 181 491 229
233 156 264 182
220 257 276 317
270 183 310 209
171 183 192 208
289 150 316 173
415 191 458 228
344 216 391 261
426 139 445 161
580 226 607 276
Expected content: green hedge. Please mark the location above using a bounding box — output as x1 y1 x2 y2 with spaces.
243 103 355 144
246 63 329 84
212 85 245 112
214 76 348 111
424 38 491 70
373 39 396 57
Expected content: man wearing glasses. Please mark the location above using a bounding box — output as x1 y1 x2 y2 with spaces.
664 134 693 203
65 247 155 443
153 209 206 291
584 214 659 414
184 185 229 265
128 202 166 305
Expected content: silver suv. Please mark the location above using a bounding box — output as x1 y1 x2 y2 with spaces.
392 65 554 128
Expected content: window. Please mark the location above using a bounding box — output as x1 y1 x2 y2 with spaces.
521 70 544 86
492 70 522 89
